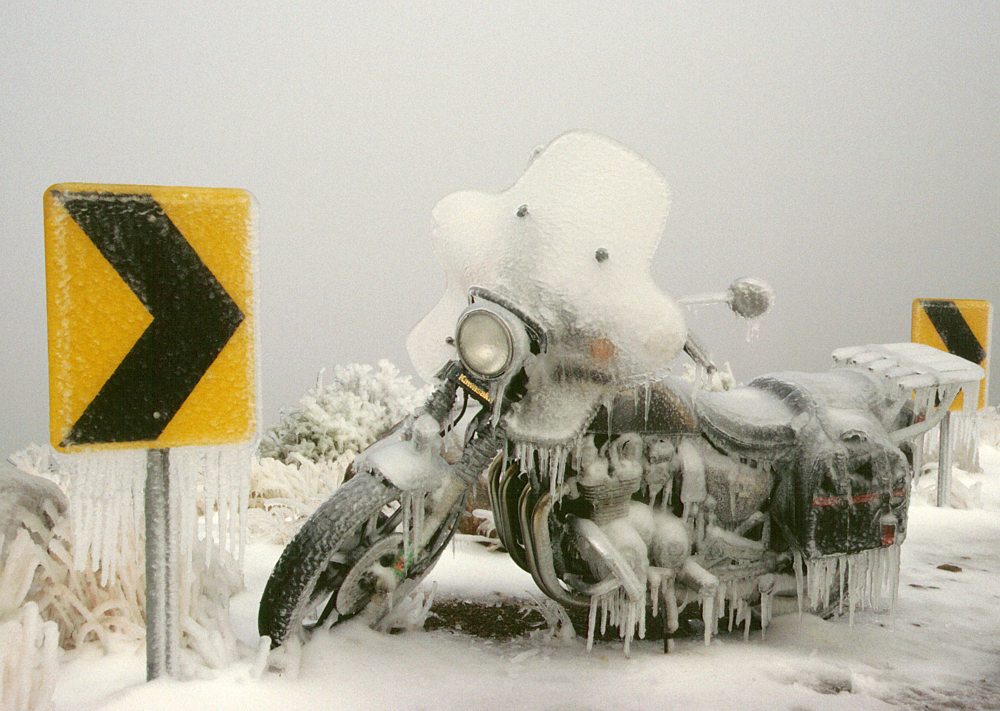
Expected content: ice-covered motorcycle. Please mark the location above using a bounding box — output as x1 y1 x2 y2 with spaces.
258 132 983 654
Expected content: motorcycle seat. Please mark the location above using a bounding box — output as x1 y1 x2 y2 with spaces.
694 382 798 456
695 368 896 459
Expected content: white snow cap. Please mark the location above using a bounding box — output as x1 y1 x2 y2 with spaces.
407 130 687 382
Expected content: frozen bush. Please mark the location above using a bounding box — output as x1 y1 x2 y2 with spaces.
258 360 429 466
247 457 353 544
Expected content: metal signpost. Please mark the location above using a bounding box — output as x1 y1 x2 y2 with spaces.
912 298 992 507
45 184 256 679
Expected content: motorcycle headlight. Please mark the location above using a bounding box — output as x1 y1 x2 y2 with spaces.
456 309 514 378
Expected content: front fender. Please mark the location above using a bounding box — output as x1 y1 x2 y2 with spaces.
353 414 452 492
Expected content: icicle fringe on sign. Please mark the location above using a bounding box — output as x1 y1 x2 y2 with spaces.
9 443 252 675
53 449 146 586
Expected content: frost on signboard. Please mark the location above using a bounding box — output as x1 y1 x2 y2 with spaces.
407 130 687 383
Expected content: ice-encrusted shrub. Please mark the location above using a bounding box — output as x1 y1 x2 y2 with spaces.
258 360 429 465
250 361 429 543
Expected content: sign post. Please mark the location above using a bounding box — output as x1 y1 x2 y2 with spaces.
144 448 177 678
45 184 256 680
912 298 992 507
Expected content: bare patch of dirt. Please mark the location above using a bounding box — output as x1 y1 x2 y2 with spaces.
424 596 711 644
425 598 547 639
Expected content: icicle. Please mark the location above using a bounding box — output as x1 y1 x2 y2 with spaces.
411 491 426 571
391 490 425 579
758 577 773 640
838 555 845 616
662 459 674 512
643 383 652 426
888 544 900 616
869 548 881 610
962 384 977 417
201 449 218 568
516 442 536 477
863 549 874 610
664 578 679 652
548 446 569 502
587 595 599 651
401 492 412 569
237 446 251 568
586 588 645 657
648 569 662 618
171 450 193 572
701 592 714 646
728 583 737 632
952 410 981 472
847 553 856 625
793 550 804 618
548 447 558 499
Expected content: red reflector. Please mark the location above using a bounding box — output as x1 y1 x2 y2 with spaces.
881 524 896 546
812 488 908 508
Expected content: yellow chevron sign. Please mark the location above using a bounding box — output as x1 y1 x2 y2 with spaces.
911 299 992 411
45 184 257 450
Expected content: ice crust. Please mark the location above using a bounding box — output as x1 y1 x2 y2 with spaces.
504 378 609 446
355 414 451 492
407 131 687 383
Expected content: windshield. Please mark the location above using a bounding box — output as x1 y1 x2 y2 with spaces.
406 131 687 384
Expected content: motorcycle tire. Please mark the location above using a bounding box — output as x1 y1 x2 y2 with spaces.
259 471 444 648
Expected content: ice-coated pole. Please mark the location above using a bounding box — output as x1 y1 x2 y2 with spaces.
936 411 952 508
145 448 179 679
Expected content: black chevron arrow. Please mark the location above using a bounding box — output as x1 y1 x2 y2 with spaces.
56 191 245 445
920 299 986 365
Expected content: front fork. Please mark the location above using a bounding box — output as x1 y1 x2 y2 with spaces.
414 362 506 550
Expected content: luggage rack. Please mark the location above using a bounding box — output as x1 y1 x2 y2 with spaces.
832 342 983 445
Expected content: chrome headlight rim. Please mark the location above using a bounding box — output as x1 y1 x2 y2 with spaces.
456 307 516 379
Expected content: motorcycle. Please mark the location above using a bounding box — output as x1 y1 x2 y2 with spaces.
258 131 983 654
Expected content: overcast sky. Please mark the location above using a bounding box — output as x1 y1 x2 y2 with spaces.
2 2 997 457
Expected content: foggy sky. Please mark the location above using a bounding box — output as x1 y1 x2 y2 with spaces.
2 2 998 457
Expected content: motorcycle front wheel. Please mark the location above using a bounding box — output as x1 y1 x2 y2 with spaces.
258 471 459 648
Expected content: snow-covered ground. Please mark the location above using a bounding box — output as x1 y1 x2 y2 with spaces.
47 444 1000 711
